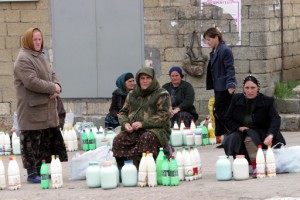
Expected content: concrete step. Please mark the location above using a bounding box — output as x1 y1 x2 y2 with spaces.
280 114 300 131
275 98 300 114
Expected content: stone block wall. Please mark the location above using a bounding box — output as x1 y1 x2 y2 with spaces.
144 0 300 120
0 0 300 128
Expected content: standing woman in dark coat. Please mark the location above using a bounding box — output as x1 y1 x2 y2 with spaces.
203 27 237 137
223 75 286 177
14 28 68 183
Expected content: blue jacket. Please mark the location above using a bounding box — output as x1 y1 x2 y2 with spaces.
206 43 237 91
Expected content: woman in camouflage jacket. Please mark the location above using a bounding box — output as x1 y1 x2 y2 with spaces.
112 67 171 169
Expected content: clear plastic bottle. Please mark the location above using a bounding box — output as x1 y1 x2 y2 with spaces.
146 152 157 187
266 145 276 177
137 153 147 187
175 148 184 181
0 157 6 190
256 145 266 179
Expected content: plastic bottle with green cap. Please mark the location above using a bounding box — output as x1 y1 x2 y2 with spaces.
156 147 165 185
40 160 50 189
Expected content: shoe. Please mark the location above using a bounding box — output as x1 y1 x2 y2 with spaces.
252 168 257 179
216 144 223 148
27 176 41 183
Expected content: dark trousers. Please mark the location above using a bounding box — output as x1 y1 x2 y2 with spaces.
213 90 232 136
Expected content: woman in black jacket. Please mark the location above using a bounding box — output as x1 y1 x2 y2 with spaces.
162 66 198 127
223 75 286 177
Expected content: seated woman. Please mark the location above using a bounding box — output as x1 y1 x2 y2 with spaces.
105 72 135 129
162 66 199 127
223 75 286 177
112 67 171 169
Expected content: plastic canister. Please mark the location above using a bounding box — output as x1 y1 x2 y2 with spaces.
100 139 109 147
170 128 183 147
95 131 105 148
121 160 137 187
232 155 249 180
101 161 117 189
186 133 194 146
182 128 191 146
194 126 202 146
86 162 101 188
216 155 232 181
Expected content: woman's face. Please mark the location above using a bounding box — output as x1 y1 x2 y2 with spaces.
32 30 42 52
204 35 219 49
139 74 153 90
243 80 259 99
125 78 135 90
170 71 182 86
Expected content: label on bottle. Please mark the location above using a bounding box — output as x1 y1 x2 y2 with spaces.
169 169 178 177
266 163 276 177
184 166 193 177
256 163 266 178
83 140 89 144
89 139 95 144
41 174 50 180
193 166 198 176
138 172 147 185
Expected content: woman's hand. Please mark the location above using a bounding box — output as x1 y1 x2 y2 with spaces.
264 134 273 146
238 126 249 132
171 107 180 117
228 88 235 94
132 122 142 130
125 123 133 133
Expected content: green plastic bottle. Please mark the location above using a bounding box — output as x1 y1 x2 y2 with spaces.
161 155 170 186
40 160 50 189
201 125 209 146
82 130 89 151
169 156 179 186
156 147 165 185
88 129 96 150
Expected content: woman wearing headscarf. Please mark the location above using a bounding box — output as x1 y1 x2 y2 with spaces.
223 75 286 178
162 66 198 127
105 72 135 128
14 28 67 183
112 67 172 169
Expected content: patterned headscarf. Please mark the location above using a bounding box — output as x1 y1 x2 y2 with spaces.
21 27 43 53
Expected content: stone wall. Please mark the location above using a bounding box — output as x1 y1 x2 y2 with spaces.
0 0 300 128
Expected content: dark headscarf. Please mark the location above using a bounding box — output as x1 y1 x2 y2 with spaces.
133 67 160 97
113 72 134 96
243 75 260 92
21 27 44 53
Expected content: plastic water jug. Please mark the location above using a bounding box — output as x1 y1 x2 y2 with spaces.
170 128 183 147
266 145 276 177
233 155 249 180
95 131 105 148
194 126 202 146
86 162 101 188
121 160 137 187
101 161 117 189
256 145 266 179
216 155 232 181
0 157 6 190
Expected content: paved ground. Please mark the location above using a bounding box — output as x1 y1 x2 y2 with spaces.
1 132 300 200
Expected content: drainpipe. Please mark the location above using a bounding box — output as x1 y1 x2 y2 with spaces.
280 0 284 82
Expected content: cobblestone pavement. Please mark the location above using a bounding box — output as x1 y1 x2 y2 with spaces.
1 132 300 200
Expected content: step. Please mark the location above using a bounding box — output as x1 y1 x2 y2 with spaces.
280 114 300 131
275 98 300 114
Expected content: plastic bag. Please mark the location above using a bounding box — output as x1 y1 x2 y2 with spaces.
64 109 75 129
70 146 115 180
272 144 300 173
12 112 21 137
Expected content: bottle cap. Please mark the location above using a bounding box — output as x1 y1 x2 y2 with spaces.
42 159 46 162
236 155 245 158
124 160 133 164
258 145 262 148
